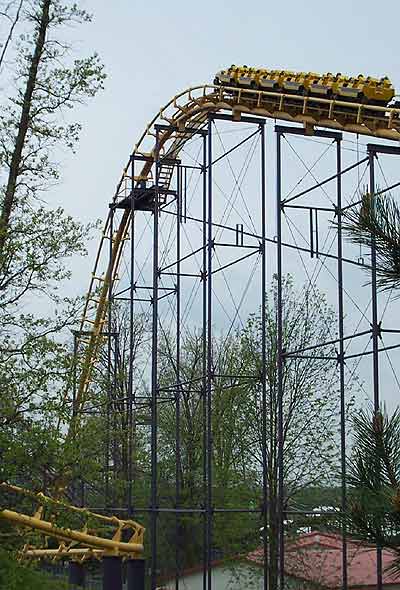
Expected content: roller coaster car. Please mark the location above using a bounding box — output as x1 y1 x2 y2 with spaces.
214 66 395 107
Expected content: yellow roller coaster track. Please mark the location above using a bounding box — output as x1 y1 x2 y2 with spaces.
0 482 145 560
71 82 400 430
72 83 400 427
4 79 400 562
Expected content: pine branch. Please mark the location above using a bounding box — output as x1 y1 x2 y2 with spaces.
341 192 400 292
347 408 400 571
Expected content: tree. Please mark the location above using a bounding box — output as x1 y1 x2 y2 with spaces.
241 275 349 589
0 1 24 72
0 0 105 492
342 191 400 291
157 276 350 586
346 407 400 573
69 301 151 509
0 547 69 590
0 0 105 251
157 330 259 573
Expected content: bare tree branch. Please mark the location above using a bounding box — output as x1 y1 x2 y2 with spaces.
0 0 23 71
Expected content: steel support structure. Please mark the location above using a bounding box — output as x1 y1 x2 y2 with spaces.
202 126 208 590
206 116 213 590
86 116 400 590
69 561 85 588
260 122 268 590
336 135 348 590
128 114 269 590
366 141 400 590
175 158 182 590
127 558 145 590
103 556 123 590
276 125 349 590
276 127 400 590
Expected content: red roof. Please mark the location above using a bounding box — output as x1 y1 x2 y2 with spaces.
247 532 400 588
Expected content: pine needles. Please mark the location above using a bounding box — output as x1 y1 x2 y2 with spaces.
347 408 400 573
342 192 400 292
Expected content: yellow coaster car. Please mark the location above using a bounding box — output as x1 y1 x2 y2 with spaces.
214 65 395 106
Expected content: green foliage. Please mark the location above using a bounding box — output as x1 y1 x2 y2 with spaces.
0 548 69 590
347 407 400 572
240 275 347 495
2 2 105 180
350 408 400 490
341 191 400 291
0 0 105 491
71 303 152 508
154 276 353 585
293 486 341 509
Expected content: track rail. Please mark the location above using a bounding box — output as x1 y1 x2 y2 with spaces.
1 482 144 558
4 81 400 561
71 83 400 430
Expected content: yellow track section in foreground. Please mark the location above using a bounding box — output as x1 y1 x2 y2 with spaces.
73 83 400 430
0 482 144 559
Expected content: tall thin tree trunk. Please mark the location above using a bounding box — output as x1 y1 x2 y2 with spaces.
0 0 50 256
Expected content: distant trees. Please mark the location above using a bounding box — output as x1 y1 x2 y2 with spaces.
156 277 348 585
74 302 151 508
157 329 259 570
241 276 346 588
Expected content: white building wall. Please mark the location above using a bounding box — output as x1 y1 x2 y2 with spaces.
161 563 263 590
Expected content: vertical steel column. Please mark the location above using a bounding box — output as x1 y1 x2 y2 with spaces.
127 559 145 590
206 116 213 590
336 137 348 590
202 131 208 590
69 561 85 588
369 149 380 420
175 163 182 590
150 131 160 590
72 331 78 505
103 555 122 590
112 331 118 509
105 206 114 509
128 155 136 517
276 129 285 589
70 341 85 506
369 148 383 590
260 122 268 590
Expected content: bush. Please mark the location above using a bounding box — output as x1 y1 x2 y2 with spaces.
0 548 69 590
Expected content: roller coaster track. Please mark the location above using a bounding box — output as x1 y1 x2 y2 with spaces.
0 482 144 560
72 82 400 428
3 81 400 560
